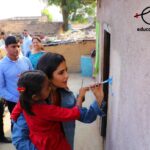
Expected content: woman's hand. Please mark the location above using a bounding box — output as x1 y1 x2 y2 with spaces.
90 84 104 107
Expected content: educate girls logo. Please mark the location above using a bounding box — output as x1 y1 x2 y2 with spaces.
134 7 150 31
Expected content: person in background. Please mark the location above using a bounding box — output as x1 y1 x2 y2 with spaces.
29 36 45 69
0 98 12 143
0 31 5 47
17 35 24 50
22 29 32 57
16 35 25 57
0 31 6 59
0 47 6 59
0 36 33 143
0 32 9 143
0 36 33 114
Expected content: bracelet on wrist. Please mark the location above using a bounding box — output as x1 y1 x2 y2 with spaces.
77 94 85 102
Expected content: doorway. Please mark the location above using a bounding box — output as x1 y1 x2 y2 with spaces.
101 29 111 137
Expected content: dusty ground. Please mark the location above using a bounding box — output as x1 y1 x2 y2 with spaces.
0 73 104 150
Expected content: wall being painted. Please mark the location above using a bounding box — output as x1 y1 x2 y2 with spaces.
97 0 150 150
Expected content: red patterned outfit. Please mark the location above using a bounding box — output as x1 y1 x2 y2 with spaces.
11 102 80 150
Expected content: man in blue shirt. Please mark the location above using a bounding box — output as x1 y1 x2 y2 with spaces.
22 29 32 57
0 36 33 143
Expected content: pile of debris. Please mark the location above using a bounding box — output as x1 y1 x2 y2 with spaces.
42 24 96 46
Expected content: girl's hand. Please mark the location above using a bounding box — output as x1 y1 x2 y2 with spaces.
90 84 104 106
78 87 89 100
76 87 89 107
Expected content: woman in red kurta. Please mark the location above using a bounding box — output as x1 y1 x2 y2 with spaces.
11 70 86 150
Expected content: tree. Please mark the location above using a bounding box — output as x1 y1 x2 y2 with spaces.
70 2 96 24
41 8 53 22
48 0 96 31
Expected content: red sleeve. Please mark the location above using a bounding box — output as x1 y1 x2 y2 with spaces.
11 101 22 121
32 104 80 122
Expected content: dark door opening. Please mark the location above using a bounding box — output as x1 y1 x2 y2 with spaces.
101 30 111 137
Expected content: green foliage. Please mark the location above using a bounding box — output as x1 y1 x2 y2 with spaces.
47 0 96 30
48 0 96 15
81 0 96 4
73 15 88 24
70 2 96 23
41 8 53 22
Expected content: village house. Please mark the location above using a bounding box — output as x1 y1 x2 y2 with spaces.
97 0 150 150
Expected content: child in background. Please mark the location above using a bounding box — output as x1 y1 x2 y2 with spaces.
11 70 104 150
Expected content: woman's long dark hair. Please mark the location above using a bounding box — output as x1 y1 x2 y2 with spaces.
37 52 65 79
17 70 46 115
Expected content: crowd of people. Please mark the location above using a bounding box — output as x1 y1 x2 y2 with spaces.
0 30 106 150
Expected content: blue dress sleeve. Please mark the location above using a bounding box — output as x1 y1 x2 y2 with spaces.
79 100 106 123
12 113 37 150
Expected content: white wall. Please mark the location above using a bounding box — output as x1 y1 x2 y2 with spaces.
98 0 150 150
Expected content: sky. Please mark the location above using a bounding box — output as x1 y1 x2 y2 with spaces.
0 0 46 19
48 5 63 21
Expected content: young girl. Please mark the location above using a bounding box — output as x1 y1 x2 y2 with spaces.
11 70 103 150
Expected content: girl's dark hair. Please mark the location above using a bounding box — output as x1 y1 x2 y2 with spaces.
37 52 65 79
17 70 47 115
